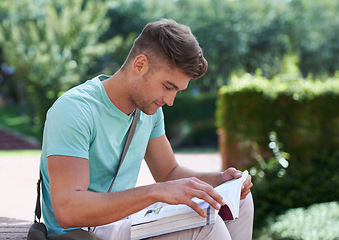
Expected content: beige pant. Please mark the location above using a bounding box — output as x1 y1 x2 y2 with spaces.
94 193 254 240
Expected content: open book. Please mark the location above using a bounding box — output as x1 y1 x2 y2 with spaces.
130 170 249 240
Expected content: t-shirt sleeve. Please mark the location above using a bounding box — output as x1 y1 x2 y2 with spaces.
149 107 166 139
44 95 93 159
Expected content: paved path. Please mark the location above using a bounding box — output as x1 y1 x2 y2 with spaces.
0 151 222 223
0 217 31 239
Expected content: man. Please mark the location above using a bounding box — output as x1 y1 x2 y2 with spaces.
40 18 254 239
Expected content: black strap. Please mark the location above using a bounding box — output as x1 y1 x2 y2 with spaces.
34 171 43 223
34 108 140 222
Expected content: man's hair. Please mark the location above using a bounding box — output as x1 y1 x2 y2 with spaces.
122 19 208 79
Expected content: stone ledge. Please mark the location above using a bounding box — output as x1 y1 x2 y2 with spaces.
0 217 32 240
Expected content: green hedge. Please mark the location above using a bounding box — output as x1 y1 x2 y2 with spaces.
216 74 339 232
252 148 339 233
269 202 339 240
163 93 218 149
216 74 339 168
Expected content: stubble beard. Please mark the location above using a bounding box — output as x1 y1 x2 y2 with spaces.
129 72 160 115
130 93 159 116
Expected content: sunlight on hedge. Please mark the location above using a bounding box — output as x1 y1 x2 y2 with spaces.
220 71 339 101
270 202 339 240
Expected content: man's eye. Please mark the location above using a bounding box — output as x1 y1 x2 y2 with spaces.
164 85 171 90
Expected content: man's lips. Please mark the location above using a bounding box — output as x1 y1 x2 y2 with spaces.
154 102 164 108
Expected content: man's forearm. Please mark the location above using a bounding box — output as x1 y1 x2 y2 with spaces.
54 177 226 229
53 184 159 229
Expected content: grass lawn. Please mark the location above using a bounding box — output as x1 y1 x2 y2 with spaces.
173 147 218 153
0 104 41 141
0 149 41 156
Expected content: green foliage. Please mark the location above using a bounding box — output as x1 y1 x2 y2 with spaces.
269 202 339 240
172 0 292 90
252 143 339 231
105 0 339 88
217 75 339 162
289 0 339 77
101 0 339 90
0 0 121 139
1 0 339 143
0 105 40 141
163 92 218 149
216 74 339 233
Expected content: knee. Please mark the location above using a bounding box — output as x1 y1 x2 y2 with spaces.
240 192 254 220
205 215 231 239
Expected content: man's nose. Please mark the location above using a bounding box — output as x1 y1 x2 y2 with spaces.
163 91 177 107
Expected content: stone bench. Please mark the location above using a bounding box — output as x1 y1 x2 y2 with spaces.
0 217 31 239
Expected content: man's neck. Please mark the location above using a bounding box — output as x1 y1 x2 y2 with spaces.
102 70 136 115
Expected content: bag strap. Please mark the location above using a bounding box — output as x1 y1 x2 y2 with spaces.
34 171 43 223
108 108 139 192
34 108 140 222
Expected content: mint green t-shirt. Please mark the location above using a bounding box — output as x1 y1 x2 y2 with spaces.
40 75 165 235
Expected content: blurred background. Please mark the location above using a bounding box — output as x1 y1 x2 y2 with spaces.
0 0 338 239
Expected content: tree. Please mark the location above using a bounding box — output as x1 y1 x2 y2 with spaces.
289 0 339 78
0 0 122 139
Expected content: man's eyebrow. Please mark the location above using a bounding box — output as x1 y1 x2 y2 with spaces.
165 81 185 91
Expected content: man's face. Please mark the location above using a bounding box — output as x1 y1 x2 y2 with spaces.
129 66 190 115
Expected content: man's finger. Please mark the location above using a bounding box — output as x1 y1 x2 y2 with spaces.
191 189 222 210
226 168 242 179
188 178 225 207
186 200 207 218
241 189 251 200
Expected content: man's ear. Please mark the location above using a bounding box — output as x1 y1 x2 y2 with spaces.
133 55 149 75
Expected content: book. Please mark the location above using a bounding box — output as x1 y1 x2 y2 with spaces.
130 170 249 240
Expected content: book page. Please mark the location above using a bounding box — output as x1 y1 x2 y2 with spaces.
215 170 248 219
131 202 195 226
131 170 248 226
130 171 249 239
131 201 217 240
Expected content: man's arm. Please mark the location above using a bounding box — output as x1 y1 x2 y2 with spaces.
49 153 226 229
144 134 221 186
48 155 161 229
144 135 253 199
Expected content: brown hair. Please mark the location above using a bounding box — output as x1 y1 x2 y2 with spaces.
123 19 208 79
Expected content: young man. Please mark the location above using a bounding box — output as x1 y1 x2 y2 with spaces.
40 18 254 239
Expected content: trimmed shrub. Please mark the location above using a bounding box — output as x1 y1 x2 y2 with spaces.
216 74 339 168
216 74 339 231
252 146 339 231
269 202 339 240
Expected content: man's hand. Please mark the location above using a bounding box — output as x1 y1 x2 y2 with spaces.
153 177 226 218
221 168 253 200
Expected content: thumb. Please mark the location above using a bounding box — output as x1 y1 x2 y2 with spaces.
224 168 242 181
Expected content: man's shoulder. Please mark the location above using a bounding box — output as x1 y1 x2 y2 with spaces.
53 76 103 108
63 76 101 99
